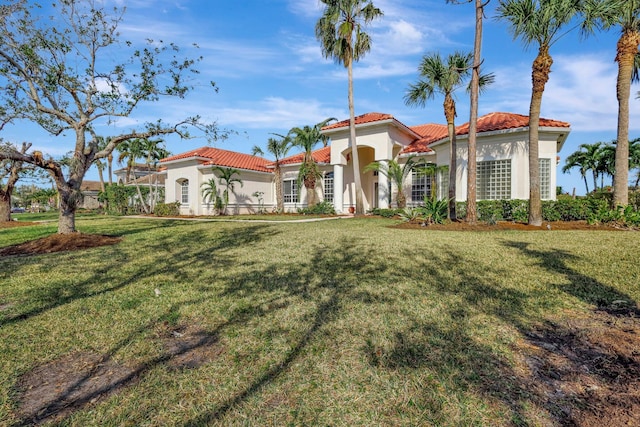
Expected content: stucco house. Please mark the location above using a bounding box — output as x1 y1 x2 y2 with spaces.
160 111 570 215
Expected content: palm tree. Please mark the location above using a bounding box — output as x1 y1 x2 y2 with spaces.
630 137 640 188
316 0 383 215
252 134 294 213
497 0 582 226
405 51 493 220
562 145 594 193
586 0 640 206
596 142 616 189
363 156 420 208
140 138 169 211
201 178 222 215
289 118 336 208
212 166 243 215
447 0 491 223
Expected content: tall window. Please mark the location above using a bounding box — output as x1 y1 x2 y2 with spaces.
411 169 432 202
180 179 189 204
439 167 449 200
477 160 511 200
284 179 298 203
539 158 551 200
324 172 334 203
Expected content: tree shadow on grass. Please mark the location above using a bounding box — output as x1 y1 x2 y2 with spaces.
180 238 388 426
0 224 279 328
502 240 640 315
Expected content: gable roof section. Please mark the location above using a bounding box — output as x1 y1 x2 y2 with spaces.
321 112 394 131
160 146 270 173
274 146 331 167
402 112 571 154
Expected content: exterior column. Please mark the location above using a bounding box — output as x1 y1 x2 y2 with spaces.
377 160 389 209
333 164 344 213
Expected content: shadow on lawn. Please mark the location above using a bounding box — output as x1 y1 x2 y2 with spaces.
9 223 284 425
0 223 279 328
181 237 388 426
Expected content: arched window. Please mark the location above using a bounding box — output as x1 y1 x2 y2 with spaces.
177 179 189 204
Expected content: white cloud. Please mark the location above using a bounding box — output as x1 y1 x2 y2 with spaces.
485 52 640 132
213 97 346 130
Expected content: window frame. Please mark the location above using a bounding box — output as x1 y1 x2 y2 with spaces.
476 159 511 200
283 179 298 204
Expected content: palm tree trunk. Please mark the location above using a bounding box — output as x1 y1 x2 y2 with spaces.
466 0 485 224
107 153 113 186
275 165 284 213
528 46 552 226
97 163 106 193
583 175 589 194
445 95 457 221
348 59 364 215
613 30 640 207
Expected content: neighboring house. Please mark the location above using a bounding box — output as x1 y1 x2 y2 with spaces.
79 180 103 209
160 111 570 215
113 163 158 184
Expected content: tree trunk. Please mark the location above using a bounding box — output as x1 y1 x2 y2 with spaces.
466 0 484 224
348 59 364 215
613 30 640 207
57 183 81 234
396 190 406 208
583 176 589 194
0 194 11 222
528 46 552 226
108 154 113 186
445 95 457 221
275 165 284 213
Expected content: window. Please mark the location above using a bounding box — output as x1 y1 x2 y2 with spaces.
477 160 511 200
179 179 189 204
324 172 334 203
411 169 432 202
539 158 551 200
284 179 298 203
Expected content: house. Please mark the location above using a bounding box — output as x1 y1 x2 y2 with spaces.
160 111 570 215
78 180 103 209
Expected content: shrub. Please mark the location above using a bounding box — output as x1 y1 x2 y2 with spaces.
298 201 336 215
417 195 448 224
369 208 404 218
154 201 180 217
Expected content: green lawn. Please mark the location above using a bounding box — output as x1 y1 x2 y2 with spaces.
0 217 638 426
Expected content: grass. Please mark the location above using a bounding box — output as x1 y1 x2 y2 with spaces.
0 217 639 426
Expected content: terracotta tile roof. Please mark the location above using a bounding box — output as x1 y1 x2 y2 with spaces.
131 173 166 186
403 123 448 154
160 146 270 173
80 180 102 192
321 112 395 131
402 112 570 154
275 146 331 167
457 112 570 135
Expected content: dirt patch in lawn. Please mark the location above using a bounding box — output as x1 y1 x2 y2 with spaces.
509 307 640 426
393 220 628 231
0 220 40 229
14 324 223 424
0 233 122 256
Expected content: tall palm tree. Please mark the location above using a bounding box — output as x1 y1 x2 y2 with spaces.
140 138 169 211
405 51 493 220
497 0 582 226
316 0 383 215
252 134 293 213
289 118 336 208
363 156 420 208
586 0 640 206
447 0 491 223
212 166 243 215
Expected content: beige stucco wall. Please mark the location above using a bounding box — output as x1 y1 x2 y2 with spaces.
199 167 274 215
429 129 561 201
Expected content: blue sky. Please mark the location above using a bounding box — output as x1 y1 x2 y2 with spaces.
5 0 639 194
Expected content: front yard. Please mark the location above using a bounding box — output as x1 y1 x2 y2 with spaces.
1 217 638 426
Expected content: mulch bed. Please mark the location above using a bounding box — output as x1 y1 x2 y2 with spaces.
0 233 122 256
393 220 627 231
